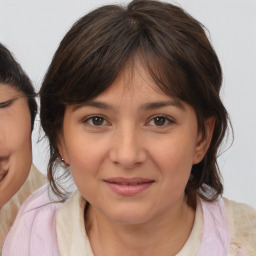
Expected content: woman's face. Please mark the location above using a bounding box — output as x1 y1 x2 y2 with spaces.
58 61 213 225
0 84 32 208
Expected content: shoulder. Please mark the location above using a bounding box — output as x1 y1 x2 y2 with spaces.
2 185 63 256
15 164 47 207
223 198 256 255
12 164 47 206
12 183 60 216
26 163 48 189
223 197 256 218
0 165 47 250
1 164 47 227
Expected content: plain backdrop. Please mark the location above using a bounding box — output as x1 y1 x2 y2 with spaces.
0 0 255 208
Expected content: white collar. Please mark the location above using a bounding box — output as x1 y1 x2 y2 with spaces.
56 191 203 256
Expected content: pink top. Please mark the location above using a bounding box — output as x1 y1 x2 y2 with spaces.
3 185 255 255
3 185 62 256
197 198 230 255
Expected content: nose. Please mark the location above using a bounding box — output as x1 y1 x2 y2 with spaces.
109 126 147 169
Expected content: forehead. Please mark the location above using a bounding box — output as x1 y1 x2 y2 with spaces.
97 59 170 100
71 60 186 113
0 83 23 100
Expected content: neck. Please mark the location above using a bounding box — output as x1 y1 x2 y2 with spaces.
85 196 196 256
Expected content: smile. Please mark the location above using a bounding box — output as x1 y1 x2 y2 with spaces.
104 177 155 196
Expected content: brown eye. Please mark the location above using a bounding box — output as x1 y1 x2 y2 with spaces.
153 116 166 126
91 116 105 126
84 115 107 127
147 115 173 127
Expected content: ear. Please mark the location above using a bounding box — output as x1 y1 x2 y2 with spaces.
57 132 69 166
193 117 215 164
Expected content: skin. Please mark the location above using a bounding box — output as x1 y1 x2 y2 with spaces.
58 60 215 255
0 84 32 208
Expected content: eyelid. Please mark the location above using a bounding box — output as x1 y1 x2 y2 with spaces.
82 114 110 126
146 114 175 127
0 96 21 109
0 99 13 108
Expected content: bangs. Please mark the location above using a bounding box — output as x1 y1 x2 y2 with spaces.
139 49 206 136
139 48 190 103
51 3 194 107
56 36 192 110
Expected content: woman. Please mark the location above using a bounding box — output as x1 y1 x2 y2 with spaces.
0 43 46 250
3 1 256 255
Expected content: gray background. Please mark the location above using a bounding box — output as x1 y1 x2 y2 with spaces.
0 0 255 208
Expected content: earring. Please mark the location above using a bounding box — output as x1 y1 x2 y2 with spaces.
61 158 70 167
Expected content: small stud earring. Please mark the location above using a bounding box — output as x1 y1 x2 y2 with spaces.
61 158 70 167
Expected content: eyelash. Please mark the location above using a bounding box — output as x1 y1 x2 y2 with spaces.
0 100 12 109
82 114 174 128
146 115 174 127
83 115 109 127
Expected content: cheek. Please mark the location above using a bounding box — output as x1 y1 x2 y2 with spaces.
68 142 105 201
11 118 32 154
0 112 31 154
150 134 197 189
9 100 32 150
66 136 108 177
11 113 32 168
152 135 197 168
0 116 32 207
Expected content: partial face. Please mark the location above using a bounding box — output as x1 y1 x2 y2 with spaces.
0 84 32 208
59 62 212 225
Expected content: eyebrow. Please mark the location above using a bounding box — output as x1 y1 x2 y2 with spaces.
0 96 20 105
72 101 114 111
72 99 185 112
140 100 185 111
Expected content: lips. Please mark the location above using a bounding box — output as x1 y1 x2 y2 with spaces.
104 177 155 196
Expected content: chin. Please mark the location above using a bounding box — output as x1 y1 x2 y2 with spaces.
106 206 153 226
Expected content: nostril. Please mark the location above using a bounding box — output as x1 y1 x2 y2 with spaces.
108 131 147 168
109 148 147 169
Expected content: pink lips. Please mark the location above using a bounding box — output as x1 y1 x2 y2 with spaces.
104 177 154 196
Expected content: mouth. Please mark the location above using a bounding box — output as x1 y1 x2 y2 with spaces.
104 177 155 196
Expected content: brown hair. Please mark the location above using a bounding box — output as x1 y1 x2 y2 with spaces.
40 0 230 201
